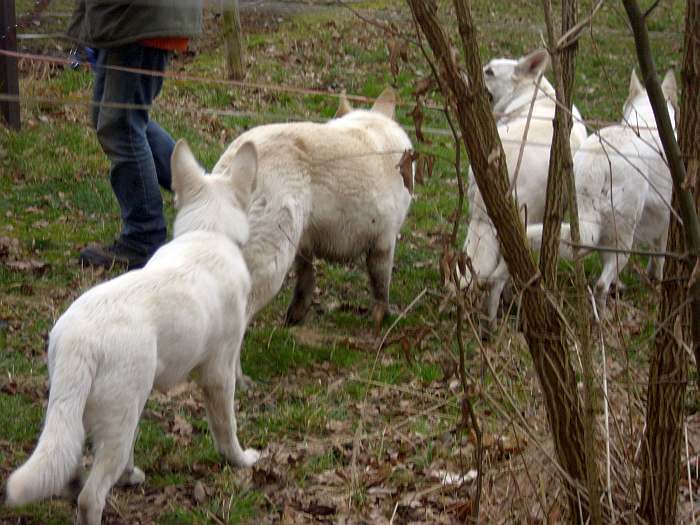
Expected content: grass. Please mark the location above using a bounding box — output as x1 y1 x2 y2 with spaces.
1 0 692 523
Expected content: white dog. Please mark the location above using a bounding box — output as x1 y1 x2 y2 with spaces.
462 49 588 324
211 88 413 384
5 140 260 525
526 69 677 309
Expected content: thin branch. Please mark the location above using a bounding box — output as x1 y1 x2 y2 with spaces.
507 72 545 198
562 240 688 260
643 0 662 20
556 0 603 50
623 0 700 256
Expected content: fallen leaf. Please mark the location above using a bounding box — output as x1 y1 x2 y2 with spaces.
427 468 478 486
171 413 193 443
1 381 18 395
304 503 335 517
414 77 433 98
396 149 417 194
193 481 207 504
326 419 350 433
0 237 19 260
4 259 49 274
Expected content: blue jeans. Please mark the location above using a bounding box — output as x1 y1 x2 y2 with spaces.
91 44 174 254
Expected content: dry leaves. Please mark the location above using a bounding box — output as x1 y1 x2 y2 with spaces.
171 413 193 444
397 149 419 194
193 480 207 504
0 236 49 274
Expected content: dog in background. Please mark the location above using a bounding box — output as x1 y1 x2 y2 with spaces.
461 49 588 326
212 88 413 386
526 69 677 311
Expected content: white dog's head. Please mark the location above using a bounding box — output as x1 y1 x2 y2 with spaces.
171 139 257 246
482 49 550 112
623 69 677 128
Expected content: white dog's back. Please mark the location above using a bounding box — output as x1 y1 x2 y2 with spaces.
213 91 412 322
6 141 259 523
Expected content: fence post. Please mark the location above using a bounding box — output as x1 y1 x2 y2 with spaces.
222 0 245 80
1 0 21 130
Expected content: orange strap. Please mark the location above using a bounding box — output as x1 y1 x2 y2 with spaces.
140 37 189 52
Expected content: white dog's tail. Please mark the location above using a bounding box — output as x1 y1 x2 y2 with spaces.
5 355 91 506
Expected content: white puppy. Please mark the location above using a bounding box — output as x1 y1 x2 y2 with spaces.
527 69 677 309
5 140 260 525
462 49 588 324
212 88 413 384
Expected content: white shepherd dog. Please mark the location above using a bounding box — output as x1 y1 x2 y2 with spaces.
6 140 260 525
212 88 413 385
462 49 588 325
526 69 677 310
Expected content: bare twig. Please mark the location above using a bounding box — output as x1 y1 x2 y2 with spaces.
686 422 697 525
563 239 687 260
556 0 603 50
643 0 662 20
507 71 545 199
589 287 616 523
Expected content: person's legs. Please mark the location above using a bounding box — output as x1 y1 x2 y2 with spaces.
90 49 107 130
147 121 175 191
81 44 172 270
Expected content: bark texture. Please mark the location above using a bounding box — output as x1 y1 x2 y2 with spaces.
639 199 689 524
540 2 602 522
407 1 595 521
685 0 700 383
633 1 699 522
539 0 576 286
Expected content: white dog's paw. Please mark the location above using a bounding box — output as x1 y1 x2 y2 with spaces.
118 467 146 487
241 448 261 467
456 265 470 290
236 373 255 391
444 264 470 294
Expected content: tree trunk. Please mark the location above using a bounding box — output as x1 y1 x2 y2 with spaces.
222 0 245 80
639 225 689 522
684 0 700 384
407 1 597 521
540 2 602 522
627 1 699 522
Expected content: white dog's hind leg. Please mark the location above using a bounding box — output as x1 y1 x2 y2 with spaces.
77 405 140 525
483 262 508 337
284 252 315 326
235 359 254 392
646 229 669 282
366 238 396 326
200 367 259 468
116 421 145 487
595 180 647 310
595 251 630 314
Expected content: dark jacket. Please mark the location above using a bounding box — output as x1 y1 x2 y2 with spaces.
66 0 203 48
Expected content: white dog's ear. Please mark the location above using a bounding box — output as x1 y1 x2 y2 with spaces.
171 139 205 207
515 49 549 78
335 92 353 118
226 142 258 210
629 69 645 99
371 87 396 119
661 69 678 108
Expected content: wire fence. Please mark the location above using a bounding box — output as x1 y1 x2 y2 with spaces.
1 3 688 296
0 40 682 262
